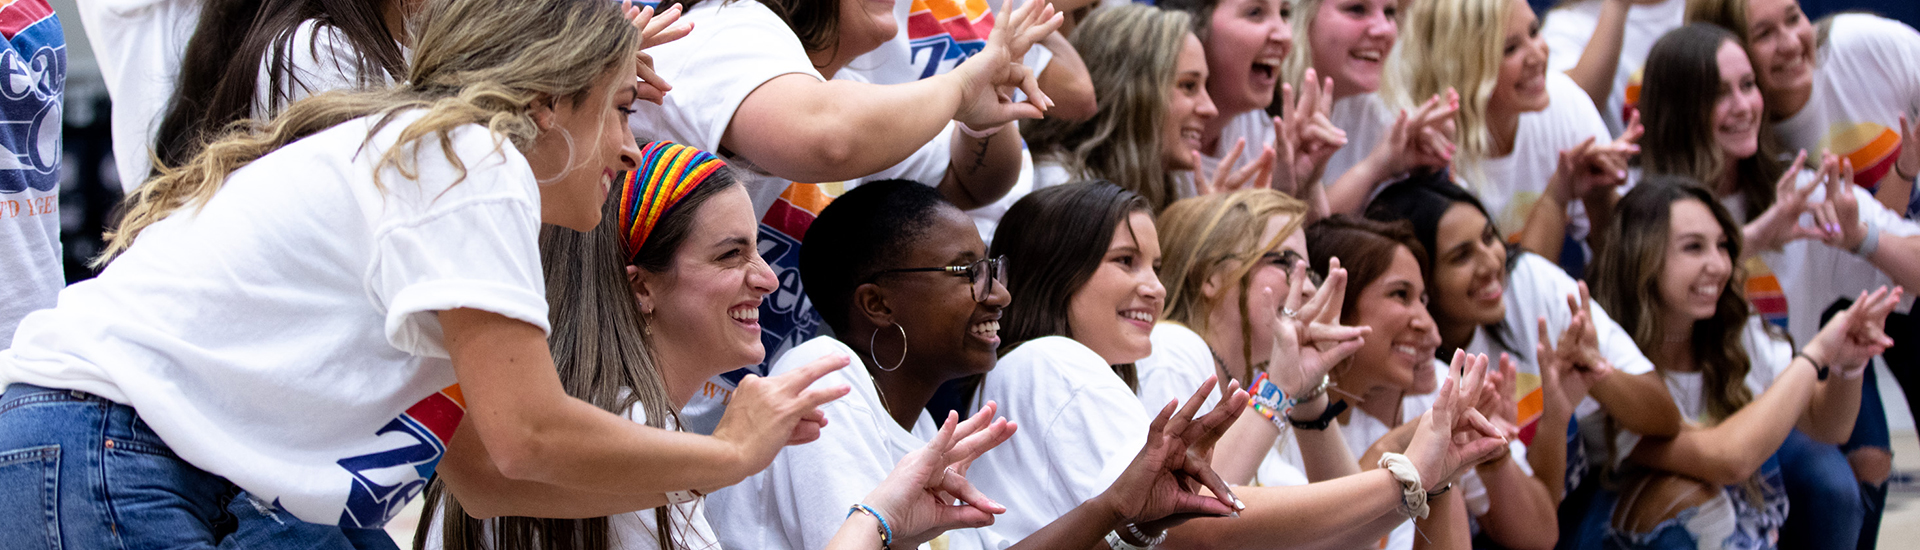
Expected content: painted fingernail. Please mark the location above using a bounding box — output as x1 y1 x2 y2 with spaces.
1234 496 1247 510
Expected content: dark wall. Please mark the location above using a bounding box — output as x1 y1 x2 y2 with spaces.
1528 0 1919 30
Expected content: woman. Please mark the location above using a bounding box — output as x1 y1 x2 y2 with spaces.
1144 188 1370 489
965 181 1513 549
1383 0 1639 271
1579 178 1899 550
1280 0 1461 216
1156 0 1347 213
706 178 1251 550
1688 0 1920 218
1633 23 1920 547
0 0 827 543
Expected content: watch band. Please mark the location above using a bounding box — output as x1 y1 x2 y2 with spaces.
1288 399 1348 431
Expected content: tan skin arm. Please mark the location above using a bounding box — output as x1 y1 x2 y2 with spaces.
1561 0 1632 111
1411 490 1473 550
1034 30 1097 122
1625 362 1820 485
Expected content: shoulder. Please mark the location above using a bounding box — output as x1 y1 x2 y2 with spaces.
1825 13 1920 55
772 336 868 388
1004 336 1111 372
1541 72 1610 136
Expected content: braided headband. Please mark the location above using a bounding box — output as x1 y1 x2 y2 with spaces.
620 141 726 261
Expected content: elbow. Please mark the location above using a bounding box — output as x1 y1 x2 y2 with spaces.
1048 86 1098 122
482 428 551 485
1698 453 1762 486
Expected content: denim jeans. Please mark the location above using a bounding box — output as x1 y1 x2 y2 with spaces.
1776 429 1863 550
0 383 398 549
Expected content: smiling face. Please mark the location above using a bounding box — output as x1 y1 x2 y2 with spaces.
1429 202 1508 332
1164 34 1220 172
879 207 1011 378
1487 0 1550 116
1308 0 1397 98
638 185 779 374
533 57 644 231
1656 199 1733 330
1205 0 1294 116
1343 245 1441 395
1712 40 1764 161
1069 211 1167 365
1743 0 1815 108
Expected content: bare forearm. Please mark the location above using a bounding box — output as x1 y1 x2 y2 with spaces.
725 75 966 183
1801 372 1864 444
1629 363 1819 484
1564 0 1630 110
1327 157 1393 215
1411 491 1472 550
1865 234 1920 291
1528 407 1572 503
1214 407 1287 485
437 420 676 519
1472 458 1559 550
1164 470 1404 550
1517 191 1568 262
1589 372 1681 437
1296 417 1363 482
941 123 1024 209
1007 492 1128 550
1035 35 1096 122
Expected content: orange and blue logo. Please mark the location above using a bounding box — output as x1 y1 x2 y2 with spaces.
1821 121 1903 190
905 0 994 80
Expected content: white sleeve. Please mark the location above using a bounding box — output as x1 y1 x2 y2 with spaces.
1834 15 1920 111
772 381 901 549
369 141 549 358
1045 378 1152 503
1540 4 1598 73
1860 185 1920 237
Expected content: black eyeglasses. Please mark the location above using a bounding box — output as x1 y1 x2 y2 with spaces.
865 256 1008 303
1261 249 1306 278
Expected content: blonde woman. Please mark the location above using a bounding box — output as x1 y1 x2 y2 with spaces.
1385 0 1640 272
1281 0 1462 216
0 0 840 544
1020 4 1221 212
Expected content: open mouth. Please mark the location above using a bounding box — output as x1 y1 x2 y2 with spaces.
1250 56 1282 84
1473 278 1504 303
728 304 760 328
1690 283 1721 301
969 319 1001 343
1120 309 1156 329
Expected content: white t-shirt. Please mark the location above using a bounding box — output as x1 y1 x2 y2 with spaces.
1773 14 1920 218
1540 0 1685 135
966 336 1150 543
1321 93 1397 197
0 111 549 527
1171 110 1276 195
1720 181 1920 347
1466 253 1657 423
1606 317 1791 465
1471 72 1612 253
250 19 396 122
704 336 938 550
423 409 722 550
1273 363 1530 550
82 0 392 192
0 0 65 349
1135 323 1309 487
969 159 1073 242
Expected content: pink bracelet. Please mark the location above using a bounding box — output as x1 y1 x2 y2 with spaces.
956 121 1004 139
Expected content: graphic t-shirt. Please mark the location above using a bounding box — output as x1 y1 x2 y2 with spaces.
1773 14 1920 218
1540 0 1684 135
0 0 63 348
1719 179 1920 345
1 111 549 527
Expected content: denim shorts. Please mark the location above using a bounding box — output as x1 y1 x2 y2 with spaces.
0 383 397 549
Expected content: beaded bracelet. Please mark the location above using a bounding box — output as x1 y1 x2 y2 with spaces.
1248 372 1296 429
848 503 893 549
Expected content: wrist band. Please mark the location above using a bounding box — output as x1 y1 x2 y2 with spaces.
1853 219 1881 257
1289 399 1348 430
1295 374 1331 404
1795 352 1830 381
848 503 893 549
1378 452 1430 519
956 121 1003 139
1427 483 1452 498
1842 361 1870 380
1248 372 1296 428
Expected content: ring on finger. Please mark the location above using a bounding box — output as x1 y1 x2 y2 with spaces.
1283 307 1299 318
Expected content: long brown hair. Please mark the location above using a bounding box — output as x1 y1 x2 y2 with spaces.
152 0 408 174
1024 4 1195 212
1638 23 1787 217
1588 177 1755 424
419 168 741 550
1304 215 1428 389
991 180 1154 389
101 0 638 265
1157 189 1308 384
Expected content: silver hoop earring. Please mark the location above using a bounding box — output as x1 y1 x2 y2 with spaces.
868 323 907 372
534 127 576 185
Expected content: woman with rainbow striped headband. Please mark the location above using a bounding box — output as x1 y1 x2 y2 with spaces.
424 143 1247 550
0 1 831 544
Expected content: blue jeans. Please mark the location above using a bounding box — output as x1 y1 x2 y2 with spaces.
1776 429 1863 549
0 383 397 549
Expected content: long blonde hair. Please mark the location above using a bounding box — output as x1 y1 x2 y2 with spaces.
1381 0 1508 186
1278 0 1329 92
1158 189 1308 383
1024 4 1194 211
100 0 639 265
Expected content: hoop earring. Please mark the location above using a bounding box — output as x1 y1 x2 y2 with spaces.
534 127 576 185
868 323 907 372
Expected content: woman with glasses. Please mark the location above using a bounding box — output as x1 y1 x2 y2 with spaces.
707 179 1249 550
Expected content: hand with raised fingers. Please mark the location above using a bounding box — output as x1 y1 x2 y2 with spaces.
1804 286 1903 378
951 0 1061 128
868 405 1019 547
624 3 689 105
1271 68 1347 193
709 354 852 475
1194 137 1278 195
1101 377 1250 536
1812 153 1869 252
1475 353 1522 445
1743 149 1827 251
1267 258 1369 394
1554 282 1614 381
1552 127 1639 203
1367 89 1458 178
1403 351 1510 489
